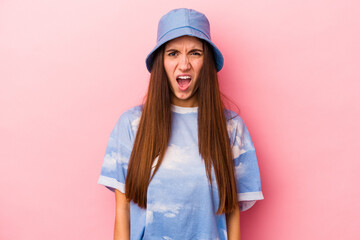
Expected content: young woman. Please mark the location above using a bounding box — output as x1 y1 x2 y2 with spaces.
98 8 263 240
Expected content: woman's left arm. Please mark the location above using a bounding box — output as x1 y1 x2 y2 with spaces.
226 203 241 240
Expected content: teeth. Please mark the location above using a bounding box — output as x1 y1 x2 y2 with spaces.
177 76 191 80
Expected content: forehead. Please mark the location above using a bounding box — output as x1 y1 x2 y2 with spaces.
164 35 203 49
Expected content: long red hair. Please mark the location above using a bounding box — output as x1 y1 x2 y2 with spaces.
125 41 238 214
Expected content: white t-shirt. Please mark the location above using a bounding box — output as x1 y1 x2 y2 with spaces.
98 105 263 240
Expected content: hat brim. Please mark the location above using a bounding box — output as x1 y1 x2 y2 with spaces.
145 27 224 72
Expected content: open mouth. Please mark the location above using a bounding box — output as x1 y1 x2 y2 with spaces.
176 75 192 91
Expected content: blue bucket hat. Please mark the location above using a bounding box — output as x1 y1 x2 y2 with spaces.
145 8 224 72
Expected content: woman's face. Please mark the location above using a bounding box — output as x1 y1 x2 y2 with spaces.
163 36 204 107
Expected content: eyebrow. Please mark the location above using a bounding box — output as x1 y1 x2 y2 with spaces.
189 48 203 52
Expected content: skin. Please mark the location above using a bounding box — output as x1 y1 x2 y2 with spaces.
114 35 241 239
114 189 130 240
163 35 204 107
226 204 241 240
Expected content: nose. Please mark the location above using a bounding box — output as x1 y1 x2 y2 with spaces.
178 55 191 71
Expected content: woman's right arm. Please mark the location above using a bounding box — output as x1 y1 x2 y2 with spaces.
114 189 130 240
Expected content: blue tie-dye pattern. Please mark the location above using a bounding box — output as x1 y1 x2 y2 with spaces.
98 105 263 240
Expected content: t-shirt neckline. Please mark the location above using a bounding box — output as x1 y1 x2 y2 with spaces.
171 104 198 114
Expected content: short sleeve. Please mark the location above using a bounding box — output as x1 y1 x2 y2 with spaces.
227 113 264 211
97 109 140 193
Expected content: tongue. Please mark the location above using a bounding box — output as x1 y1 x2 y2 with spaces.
178 79 191 87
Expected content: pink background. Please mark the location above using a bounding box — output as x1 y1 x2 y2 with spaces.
1 0 359 239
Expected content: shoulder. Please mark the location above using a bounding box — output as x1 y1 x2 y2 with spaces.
224 109 245 132
224 109 253 149
120 105 143 120
114 105 143 132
